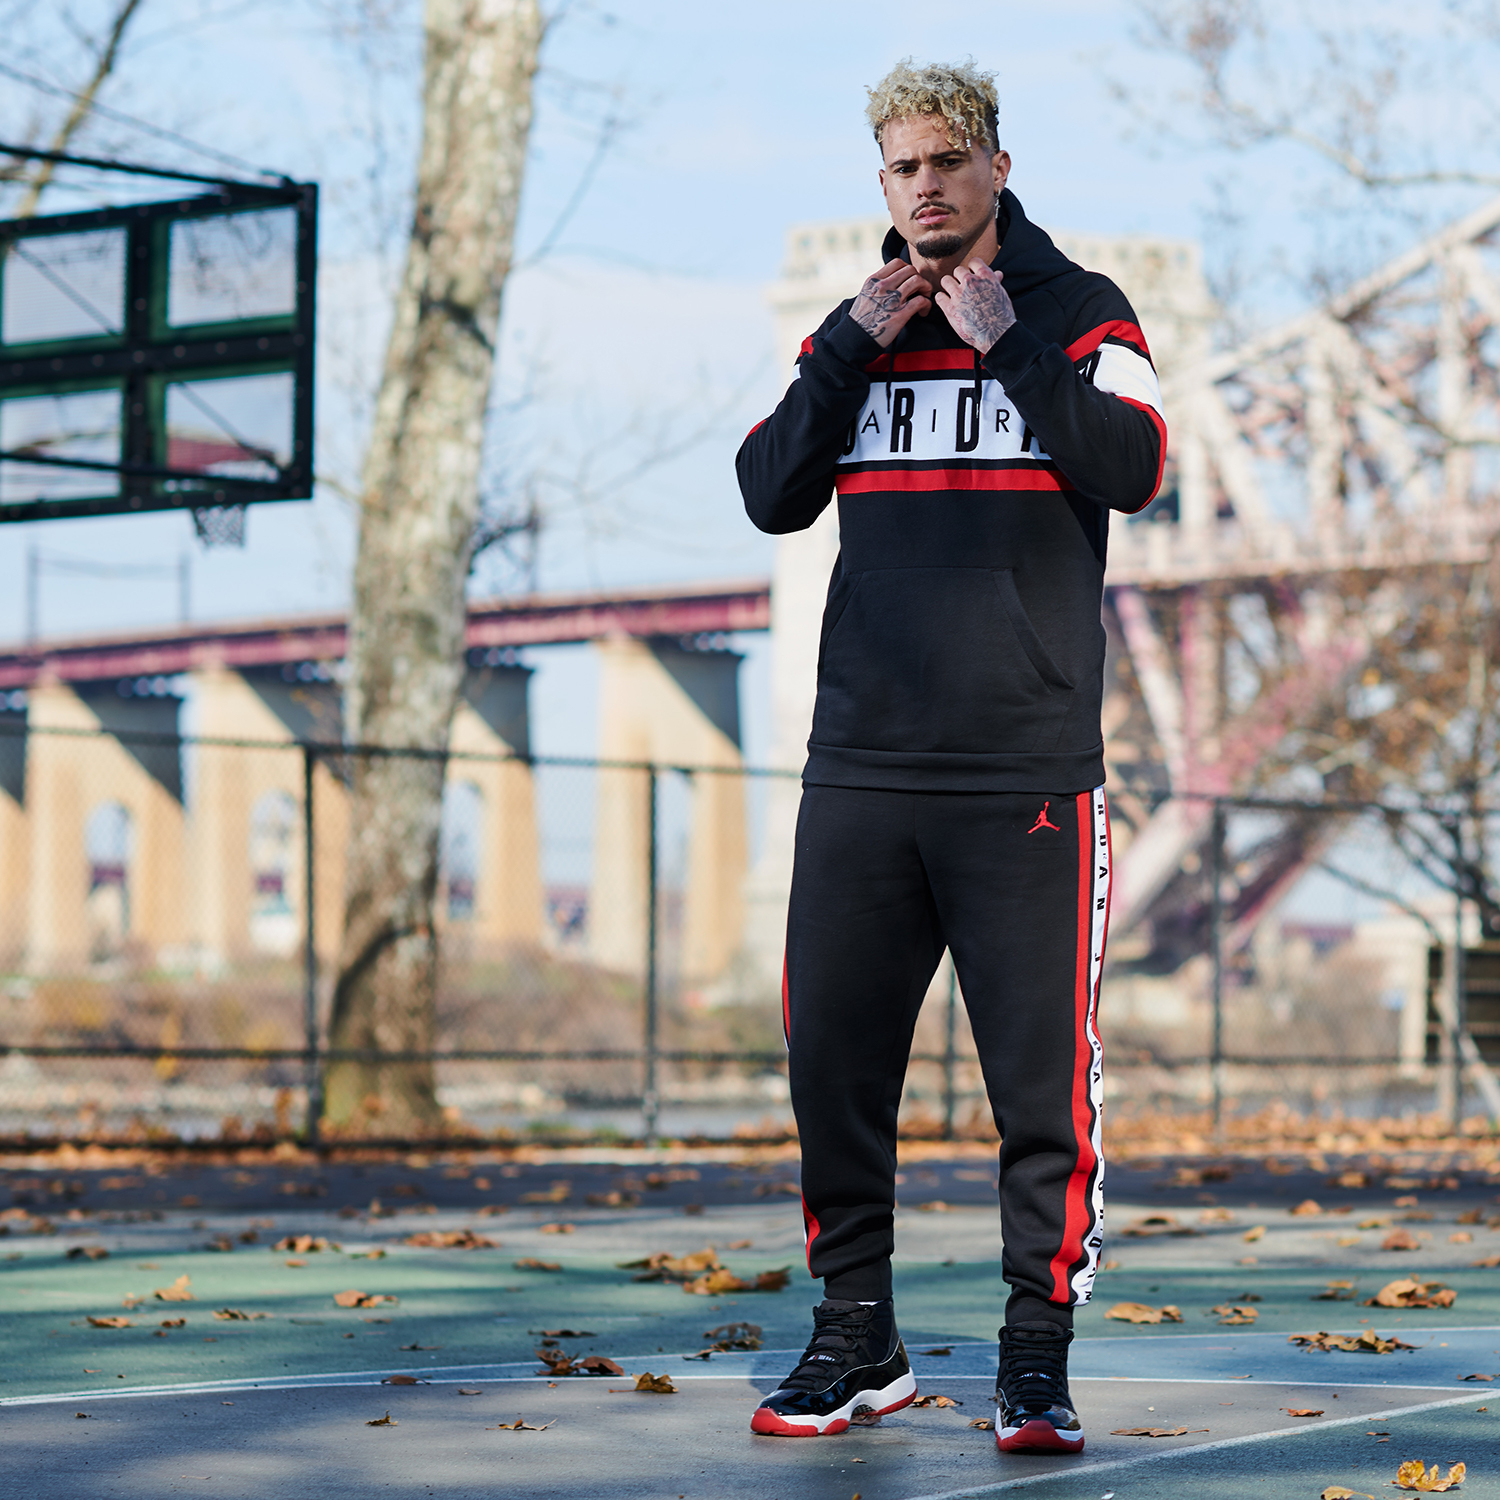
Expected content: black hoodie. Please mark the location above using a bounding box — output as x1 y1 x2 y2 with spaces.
737 189 1166 794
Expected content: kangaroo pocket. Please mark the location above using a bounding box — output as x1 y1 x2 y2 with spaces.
811 568 1075 756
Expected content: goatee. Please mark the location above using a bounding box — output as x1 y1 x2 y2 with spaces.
911 231 964 260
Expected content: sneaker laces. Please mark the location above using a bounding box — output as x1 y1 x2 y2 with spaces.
783 1300 879 1388
998 1328 1070 1410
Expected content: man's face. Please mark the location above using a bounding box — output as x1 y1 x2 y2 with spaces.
878 113 1010 262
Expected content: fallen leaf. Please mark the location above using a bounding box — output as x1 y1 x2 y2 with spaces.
1120 1214 1199 1238
540 1329 597 1339
153 1275 194 1302
911 1394 962 1407
488 1416 555 1430
365 1411 396 1426
398 1343 441 1351
1381 1230 1421 1252
159 1318 185 1328
1367 1279 1456 1310
1289 1330 1420 1354
621 1248 721 1282
213 1308 270 1321
1392 1459 1466 1492
538 1223 574 1235
1320 1487 1376 1499
513 1259 561 1272
333 1290 398 1308
727 1240 753 1250
65 1246 109 1261
403 1229 496 1249
272 1235 334 1253
968 1417 995 1430
1290 1199 1323 1216
284 1258 307 1268
86 1316 132 1328
1243 1225 1266 1242
1458 1374 1495 1381
1105 1302 1183 1324
1284 1407 1325 1416
1450 1232 1474 1244
1470 1254 1500 1268
457 1388 482 1396
918 1347 953 1357
1314 1281 1358 1301
1110 1426 1205 1437
1212 1304 1260 1325
632 1371 677 1393
381 1375 424 1386
74 1412 89 1419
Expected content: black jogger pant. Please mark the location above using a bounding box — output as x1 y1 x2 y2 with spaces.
785 784 1110 1326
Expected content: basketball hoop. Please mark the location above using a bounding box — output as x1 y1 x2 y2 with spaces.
190 503 247 548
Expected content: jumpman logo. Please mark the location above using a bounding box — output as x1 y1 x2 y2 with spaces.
1027 801 1061 834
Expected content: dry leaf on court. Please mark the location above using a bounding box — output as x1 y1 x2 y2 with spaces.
911 1394 962 1407
272 1235 333 1253
1458 1373 1496 1381
1381 1230 1422 1252
1392 1459 1466 1492
1243 1225 1266 1242
382 1375 424 1386
1110 1426 1205 1437
1105 1302 1183 1325
65 1246 108 1261
1290 1199 1323 1216
918 1347 953 1356
153 1275 194 1302
538 1223 574 1235
968 1417 995 1430
620 1248 721 1281
1320 1487 1376 1499
365 1411 396 1426
86 1316 132 1328
1119 1214 1199 1238
1284 1407 1325 1416
1313 1281 1358 1301
701 1322 761 1350
403 1229 497 1250
578 1356 623 1376
1367 1279 1455 1310
159 1318 185 1329
1213 1303 1259 1325
334 1290 398 1308
488 1416 555 1430
631 1372 677 1393
213 1308 270 1321
541 1329 597 1338
1289 1330 1419 1354
457 1388 482 1395
513 1259 562 1272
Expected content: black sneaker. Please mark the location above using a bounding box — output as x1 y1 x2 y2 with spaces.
995 1322 1085 1453
750 1298 917 1436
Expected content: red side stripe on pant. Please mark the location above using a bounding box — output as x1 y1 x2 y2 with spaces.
802 1195 820 1270
1048 793 1100 1301
781 953 790 1047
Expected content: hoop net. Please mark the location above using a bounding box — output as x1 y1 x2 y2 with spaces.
190 503 247 548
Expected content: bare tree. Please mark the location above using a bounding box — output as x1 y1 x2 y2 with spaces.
322 0 543 1135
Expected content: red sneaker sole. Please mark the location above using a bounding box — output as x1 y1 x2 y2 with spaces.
996 1418 1085 1453
750 1386 917 1437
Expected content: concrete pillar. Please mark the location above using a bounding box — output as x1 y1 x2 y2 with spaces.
445 663 543 952
25 678 187 972
0 703 27 970
589 637 745 988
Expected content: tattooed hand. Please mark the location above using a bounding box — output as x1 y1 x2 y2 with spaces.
849 258 933 348
935 259 1017 354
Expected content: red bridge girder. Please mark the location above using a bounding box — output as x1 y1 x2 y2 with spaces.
0 578 771 690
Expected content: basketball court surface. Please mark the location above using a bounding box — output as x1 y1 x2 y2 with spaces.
1 1152 1495 1498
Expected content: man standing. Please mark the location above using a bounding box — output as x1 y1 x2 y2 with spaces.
736 59 1165 1453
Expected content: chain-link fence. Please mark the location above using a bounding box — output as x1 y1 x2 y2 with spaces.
0 716 1495 1144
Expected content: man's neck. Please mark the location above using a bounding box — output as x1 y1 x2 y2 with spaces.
907 216 1000 287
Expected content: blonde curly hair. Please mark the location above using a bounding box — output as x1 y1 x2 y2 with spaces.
865 57 999 152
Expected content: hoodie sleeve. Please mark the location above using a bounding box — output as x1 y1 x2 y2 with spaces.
736 303 883 535
980 276 1167 514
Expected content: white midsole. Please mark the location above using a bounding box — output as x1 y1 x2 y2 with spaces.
770 1370 918 1432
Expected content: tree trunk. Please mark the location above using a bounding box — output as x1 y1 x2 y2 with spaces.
323 0 542 1136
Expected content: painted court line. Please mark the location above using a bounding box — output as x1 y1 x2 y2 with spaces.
897 1392 1486 1500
